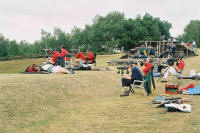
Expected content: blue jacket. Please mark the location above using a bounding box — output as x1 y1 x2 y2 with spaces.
131 66 143 81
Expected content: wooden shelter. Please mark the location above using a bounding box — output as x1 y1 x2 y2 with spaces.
139 41 198 57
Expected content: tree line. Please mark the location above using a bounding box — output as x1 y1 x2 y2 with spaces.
0 11 199 58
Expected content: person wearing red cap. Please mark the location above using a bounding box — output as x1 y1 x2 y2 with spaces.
86 50 94 63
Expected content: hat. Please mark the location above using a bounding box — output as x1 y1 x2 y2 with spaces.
178 55 184 59
48 48 54 54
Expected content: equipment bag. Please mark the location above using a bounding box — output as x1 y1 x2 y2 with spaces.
25 64 39 72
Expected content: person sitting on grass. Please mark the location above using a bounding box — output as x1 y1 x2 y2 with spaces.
161 56 185 82
40 58 74 74
120 61 143 96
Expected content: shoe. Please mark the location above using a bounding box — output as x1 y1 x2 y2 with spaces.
161 78 167 82
120 90 130 97
69 70 75 74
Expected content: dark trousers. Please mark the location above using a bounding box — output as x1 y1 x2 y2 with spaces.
158 65 168 73
57 57 64 67
122 78 134 87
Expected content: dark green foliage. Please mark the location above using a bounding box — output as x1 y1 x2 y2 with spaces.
0 12 172 58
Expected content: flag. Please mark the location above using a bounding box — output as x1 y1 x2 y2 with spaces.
144 66 156 95
141 48 148 56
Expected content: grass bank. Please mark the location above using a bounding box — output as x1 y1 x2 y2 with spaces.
0 53 200 133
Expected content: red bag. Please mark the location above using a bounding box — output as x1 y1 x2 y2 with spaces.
25 64 39 72
181 84 195 91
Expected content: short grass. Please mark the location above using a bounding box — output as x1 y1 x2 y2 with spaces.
0 53 200 133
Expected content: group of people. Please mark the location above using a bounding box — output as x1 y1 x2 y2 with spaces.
159 43 176 58
120 54 186 96
48 46 95 67
134 46 155 59
185 41 197 49
40 46 95 74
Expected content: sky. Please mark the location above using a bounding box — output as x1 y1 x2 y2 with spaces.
0 0 199 43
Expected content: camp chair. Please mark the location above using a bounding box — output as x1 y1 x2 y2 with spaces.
171 66 185 85
130 80 145 96
153 64 168 81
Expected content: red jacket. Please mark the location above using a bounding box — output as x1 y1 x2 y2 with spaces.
177 60 185 72
143 63 152 76
74 53 79 59
61 48 70 61
78 52 86 62
186 43 191 47
52 51 61 64
87 51 94 62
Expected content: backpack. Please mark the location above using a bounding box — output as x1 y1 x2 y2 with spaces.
25 64 40 72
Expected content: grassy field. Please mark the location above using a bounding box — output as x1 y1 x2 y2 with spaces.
0 53 200 133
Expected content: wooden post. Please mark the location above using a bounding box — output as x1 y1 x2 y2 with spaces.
157 42 159 57
149 41 151 56
145 41 148 49
159 42 161 56
162 41 164 53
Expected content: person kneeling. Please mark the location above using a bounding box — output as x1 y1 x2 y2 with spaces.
120 62 143 96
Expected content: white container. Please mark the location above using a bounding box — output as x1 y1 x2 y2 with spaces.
190 70 196 77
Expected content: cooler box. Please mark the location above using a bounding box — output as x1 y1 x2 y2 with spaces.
165 84 179 94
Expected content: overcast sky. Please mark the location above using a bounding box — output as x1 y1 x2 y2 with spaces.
0 0 199 43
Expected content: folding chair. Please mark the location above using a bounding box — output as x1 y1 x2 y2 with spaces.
130 80 146 96
171 66 185 85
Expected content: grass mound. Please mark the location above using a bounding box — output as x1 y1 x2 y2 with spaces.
0 53 200 133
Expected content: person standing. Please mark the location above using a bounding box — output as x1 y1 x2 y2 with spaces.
59 46 70 67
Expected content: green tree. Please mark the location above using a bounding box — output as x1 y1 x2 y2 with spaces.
181 20 200 48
